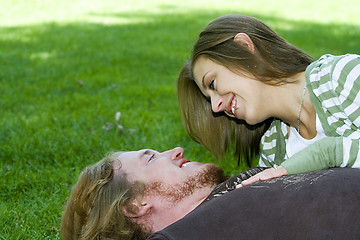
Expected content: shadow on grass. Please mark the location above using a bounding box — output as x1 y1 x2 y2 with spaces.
0 9 359 238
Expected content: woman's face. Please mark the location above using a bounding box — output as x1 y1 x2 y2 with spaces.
192 55 267 125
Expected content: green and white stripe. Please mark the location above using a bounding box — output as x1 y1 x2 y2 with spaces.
259 54 360 171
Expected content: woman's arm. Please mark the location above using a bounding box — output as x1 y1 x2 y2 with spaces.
242 136 360 185
281 137 343 174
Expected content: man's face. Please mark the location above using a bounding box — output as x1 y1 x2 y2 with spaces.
114 147 227 233
113 147 226 201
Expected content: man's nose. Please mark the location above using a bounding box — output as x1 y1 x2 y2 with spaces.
161 147 184 160
211 95 225 113
170 147 184 160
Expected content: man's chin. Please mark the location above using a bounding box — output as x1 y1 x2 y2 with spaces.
198 163 228 187
144 163 227 203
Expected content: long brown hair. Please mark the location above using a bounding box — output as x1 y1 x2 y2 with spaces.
178 14 313 165
192 14 314 84
60 152 149 240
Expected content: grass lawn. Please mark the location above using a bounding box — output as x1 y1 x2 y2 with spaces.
0 0 359 238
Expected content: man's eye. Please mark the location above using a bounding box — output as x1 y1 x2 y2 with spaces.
209 79 215 90
148 154 155 162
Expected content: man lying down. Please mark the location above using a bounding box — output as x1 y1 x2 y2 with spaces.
60 147 360 240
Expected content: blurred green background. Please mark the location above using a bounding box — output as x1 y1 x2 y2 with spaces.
1 0 359 238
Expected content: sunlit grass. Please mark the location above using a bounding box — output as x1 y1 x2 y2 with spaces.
2 0 360 26
0 0 359 239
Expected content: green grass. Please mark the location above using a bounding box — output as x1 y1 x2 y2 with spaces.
0 0 359 238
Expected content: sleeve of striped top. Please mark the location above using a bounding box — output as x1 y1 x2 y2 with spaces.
281 136 360 174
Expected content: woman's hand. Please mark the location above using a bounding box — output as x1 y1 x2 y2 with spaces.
240 166 288 187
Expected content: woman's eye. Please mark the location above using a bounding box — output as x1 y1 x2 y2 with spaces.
209 79 215 90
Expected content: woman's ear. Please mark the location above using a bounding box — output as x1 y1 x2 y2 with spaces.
122 201 153 218
234 33 255 54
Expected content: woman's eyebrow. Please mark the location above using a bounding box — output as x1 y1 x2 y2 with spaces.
202 71 209 88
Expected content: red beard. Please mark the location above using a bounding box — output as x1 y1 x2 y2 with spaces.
144 164 228 204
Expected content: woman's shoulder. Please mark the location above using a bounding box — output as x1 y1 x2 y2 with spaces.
309 53 359 66
306 54 360 134
306 54 360 85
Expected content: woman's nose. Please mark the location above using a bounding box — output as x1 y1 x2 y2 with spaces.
211 95 225 112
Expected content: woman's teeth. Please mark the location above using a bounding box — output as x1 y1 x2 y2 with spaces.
231 98 238 115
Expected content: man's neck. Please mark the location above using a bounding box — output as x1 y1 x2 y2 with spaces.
148 186 214 232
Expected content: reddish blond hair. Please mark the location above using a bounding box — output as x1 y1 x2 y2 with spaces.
60 152 149 240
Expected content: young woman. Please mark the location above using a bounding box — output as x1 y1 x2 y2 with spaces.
177 14 360 181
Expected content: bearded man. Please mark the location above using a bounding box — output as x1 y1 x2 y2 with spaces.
61 147 247 239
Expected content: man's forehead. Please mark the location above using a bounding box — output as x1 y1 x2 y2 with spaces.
112 149 156 171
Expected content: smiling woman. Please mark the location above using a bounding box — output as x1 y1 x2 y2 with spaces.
177 60 272 166
178 14 360 182
193 55 272 124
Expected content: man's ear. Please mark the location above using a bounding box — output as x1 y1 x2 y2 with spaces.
122 201 153 218
234 33 255 54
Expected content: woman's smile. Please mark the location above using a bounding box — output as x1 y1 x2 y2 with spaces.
231 96 238 116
